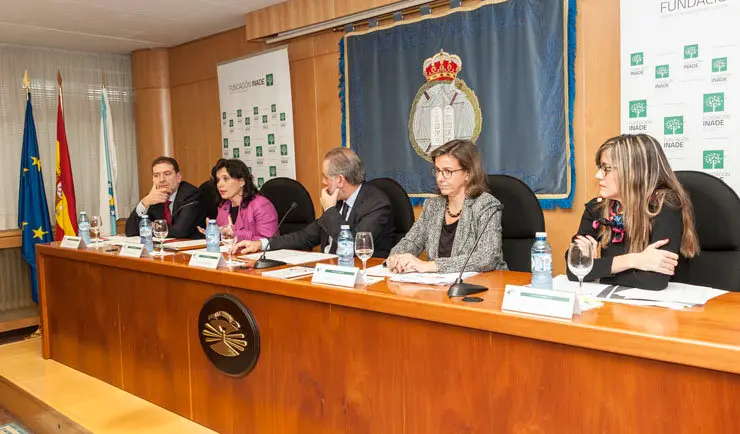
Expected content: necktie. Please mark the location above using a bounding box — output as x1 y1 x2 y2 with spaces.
164 200 172 225
341 203 350 220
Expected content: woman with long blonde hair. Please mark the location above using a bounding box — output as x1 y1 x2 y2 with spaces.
567 134 699 290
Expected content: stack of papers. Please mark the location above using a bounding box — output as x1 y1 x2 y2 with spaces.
163 239 207 250
389 272 478 286
240 249 337 265
262 266 315 279
551 275 728 309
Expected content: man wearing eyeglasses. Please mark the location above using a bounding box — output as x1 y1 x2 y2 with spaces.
232 147 396 257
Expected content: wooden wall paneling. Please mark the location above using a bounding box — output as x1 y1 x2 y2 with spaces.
133 88 174 197
287 0 334 35
118 272 192 419
245 1 292 40
169 27 248 88
289 58 322 212
288 35 317 62
131 49 170 90
315 53 343 155
44 258 122 389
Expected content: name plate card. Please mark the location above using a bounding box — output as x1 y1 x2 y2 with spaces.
501 285 581 320
60 236 86 249
311 263 360 288
119 243 149 258
188 252 226 269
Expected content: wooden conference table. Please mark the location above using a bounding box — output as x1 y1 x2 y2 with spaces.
36 243 740 433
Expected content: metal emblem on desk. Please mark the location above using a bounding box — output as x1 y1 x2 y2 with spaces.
198 294 260 377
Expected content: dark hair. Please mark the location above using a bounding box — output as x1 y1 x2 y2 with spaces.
430 139 489 198
151 156 180 173
211 159 259 207
324 147 366 185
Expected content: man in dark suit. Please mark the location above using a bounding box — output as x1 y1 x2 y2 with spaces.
125 156 204 239
232 147 396 257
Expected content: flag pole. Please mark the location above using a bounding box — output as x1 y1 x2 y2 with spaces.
23 70 30 100
57 70 63 113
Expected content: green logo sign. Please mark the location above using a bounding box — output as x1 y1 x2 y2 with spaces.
655 64 670 79
237 109 242 118
271 104 277 113
258 177 265 188
269 166 277 177
703 150 724 169
630 52 644 66
280 113 286 121
704 93 725 113
266 74 274 86
256 146 263 157
684 44 699 59
268 134 275 145
245 117 250 126
223 138 228 148
229 119 234 127
244 136 250 146
253 107 259 115
629 100 647 118
712 57 728 73
280 144 288 156
232 148 240 158
664 116 684 135
262 115 268 124
247 166 252 174
222 112 226 120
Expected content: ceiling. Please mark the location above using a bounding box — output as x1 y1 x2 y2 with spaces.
0 0 285 54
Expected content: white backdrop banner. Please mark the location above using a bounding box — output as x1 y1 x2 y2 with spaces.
217 47 296 187
621 0 738 193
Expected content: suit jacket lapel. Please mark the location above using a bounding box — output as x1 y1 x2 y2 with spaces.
450 197 475 257
427 200 445 259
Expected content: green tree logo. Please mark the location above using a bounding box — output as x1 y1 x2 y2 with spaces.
655 64 670 79
280 113 286 121
684 44 699 59
629 100 647 118
268 134 275 145
258 177 265 188
630 52 644 66
703 150 724 169
704 93 725 113
280 144 288 156
269 166 277 177
256 146 263 157
253 106 259 115
222 112 226 120
237 109 242 118
664 116 684 135
223 138 228 148
712 57 728 73
232 148 240 158
262 115 268 124
247 166 252 174
229 119 234 127
271 104 277 113
266 74 274 86
244 136 250 146
245 117 250 126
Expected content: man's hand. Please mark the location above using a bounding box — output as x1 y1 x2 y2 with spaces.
320 187 340 211
142 184 169 208
232 240 262 255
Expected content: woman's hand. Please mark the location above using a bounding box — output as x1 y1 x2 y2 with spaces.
386 253 438 273
574 235 599 258
633 239 679 275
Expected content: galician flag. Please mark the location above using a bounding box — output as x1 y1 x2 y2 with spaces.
54 80 78 240
18 84 53 303
98 87 118 236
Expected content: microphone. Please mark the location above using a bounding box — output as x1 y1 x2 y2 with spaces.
253 201 297 269
447 204 504 298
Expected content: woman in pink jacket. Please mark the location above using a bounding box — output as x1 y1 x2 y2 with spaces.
213 159 278 241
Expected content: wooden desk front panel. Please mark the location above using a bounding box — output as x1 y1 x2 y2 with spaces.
40 253 740 433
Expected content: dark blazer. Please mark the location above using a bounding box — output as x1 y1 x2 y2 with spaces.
268 183 396 258
125 181 204 239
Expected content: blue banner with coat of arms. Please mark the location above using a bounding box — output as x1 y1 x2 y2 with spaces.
339 0 577 209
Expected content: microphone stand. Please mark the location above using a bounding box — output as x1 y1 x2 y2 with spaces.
253 202 297 269
447 205 503 298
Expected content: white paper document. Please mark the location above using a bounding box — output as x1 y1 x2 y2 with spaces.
163 239 207 250
262 266 315 279
389 272 478 286
240 249 337 265
365 264 397 278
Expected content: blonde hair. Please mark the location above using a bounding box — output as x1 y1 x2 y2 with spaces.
595 134 699 257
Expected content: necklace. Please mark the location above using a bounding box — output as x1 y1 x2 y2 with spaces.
445 201 462 218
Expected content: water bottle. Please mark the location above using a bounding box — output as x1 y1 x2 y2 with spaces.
78 212 91 245
139 215 154 252
336 225 354 268
531 232 553 289
205 219 220 253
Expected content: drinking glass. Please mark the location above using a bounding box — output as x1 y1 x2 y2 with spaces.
221 224 237 264
567 242 594 295
153 219 169 256
354 232 374 275
89 215 102 247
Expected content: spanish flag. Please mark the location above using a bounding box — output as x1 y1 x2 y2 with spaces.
54 79 78 240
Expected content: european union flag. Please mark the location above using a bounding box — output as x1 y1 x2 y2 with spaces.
18 93 53 303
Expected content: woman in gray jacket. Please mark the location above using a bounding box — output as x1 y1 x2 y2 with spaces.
386 139 507 273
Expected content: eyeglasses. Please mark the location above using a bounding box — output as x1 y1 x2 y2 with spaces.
431 167 465 179
597 163 617 174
